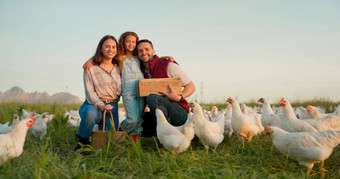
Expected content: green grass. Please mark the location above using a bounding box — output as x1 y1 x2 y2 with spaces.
0 102 339 178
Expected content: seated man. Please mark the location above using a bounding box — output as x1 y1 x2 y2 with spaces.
136 39 196 137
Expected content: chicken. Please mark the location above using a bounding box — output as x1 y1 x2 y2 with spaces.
302 115 340 132
118 108 126 128
224 105 233 137
155 109 195 154
0 114 21 134
265 126 340 178
0 117 35 165
278 98 317 132
31 114 47 140
295 106 310 119
240 103 262 123
0 122 10 134
189 102 224 152
209 106 220 121
12 114 20 126
306 105 327 119
65 110 81 127
227 97 263 148
21 109 36 120
258 98 281 127
42 112 55 123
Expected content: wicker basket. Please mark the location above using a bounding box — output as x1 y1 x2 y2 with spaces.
91 110 127 152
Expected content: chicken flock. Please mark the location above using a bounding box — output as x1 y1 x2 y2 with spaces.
154 97 340 178
1 98 340 178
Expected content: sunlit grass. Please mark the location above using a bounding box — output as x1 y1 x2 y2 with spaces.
0 101 339 178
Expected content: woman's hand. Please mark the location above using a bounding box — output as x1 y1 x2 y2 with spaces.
98 104 114 111
83 58 94 71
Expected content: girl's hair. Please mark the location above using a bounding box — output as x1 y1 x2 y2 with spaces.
93 35 118 65
118 31 139 56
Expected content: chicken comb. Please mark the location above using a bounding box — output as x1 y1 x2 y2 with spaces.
29 116 35 120
280 97 285 102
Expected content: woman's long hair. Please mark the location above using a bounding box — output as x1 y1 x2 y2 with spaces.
93 35 118 65
118 31 139 56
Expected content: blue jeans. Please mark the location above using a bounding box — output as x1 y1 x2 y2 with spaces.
147 94 187 126
120 80 144 135
77 100 119 138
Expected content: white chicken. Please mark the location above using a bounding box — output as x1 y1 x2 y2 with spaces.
240 103 262 123
0 114 21 134
31 113 47 140
42 112 55 123
258 98 281 127
155 109 195 154
0 122 10 134
12 114 20 126
21 109 36 120
227 97 263 148
278 98 317 132
265 126 340 178
306 105 327 119
295 106 310 119
209 106 220 121
118 108 126 128
0 117 35 165
223 105 233 137
189 102 224 152
302 115 340 132
65 110 81 127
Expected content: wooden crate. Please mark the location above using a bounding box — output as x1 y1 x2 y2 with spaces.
139 78 182 97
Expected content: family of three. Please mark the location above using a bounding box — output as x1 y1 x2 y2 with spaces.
75 32 196 151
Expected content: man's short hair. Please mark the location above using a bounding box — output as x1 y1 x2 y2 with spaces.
137 39 153 49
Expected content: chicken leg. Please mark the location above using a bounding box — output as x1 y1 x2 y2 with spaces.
320 160 327 179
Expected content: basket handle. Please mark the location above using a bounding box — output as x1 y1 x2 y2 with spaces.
102 110 116 132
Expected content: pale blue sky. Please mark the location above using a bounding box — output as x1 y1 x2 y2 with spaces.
1 0 339 103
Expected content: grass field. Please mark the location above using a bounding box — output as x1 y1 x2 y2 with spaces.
0 102 339 178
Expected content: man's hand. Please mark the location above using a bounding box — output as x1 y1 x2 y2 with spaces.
160 56 174 62
158 85 182 102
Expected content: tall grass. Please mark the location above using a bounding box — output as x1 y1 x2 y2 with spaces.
0 102 339 178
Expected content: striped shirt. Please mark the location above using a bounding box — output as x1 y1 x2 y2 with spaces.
83 64 121 107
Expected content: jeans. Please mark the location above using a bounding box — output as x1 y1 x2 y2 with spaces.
120 80 144 135
147 94 187 126
77 100 119 138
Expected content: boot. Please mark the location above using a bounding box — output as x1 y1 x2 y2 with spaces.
75 134 91 151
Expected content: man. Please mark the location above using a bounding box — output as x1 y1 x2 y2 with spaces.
137 39 196 136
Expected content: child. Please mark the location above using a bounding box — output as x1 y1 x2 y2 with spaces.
116 32 144 141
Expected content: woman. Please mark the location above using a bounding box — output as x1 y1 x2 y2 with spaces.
76 35 121 151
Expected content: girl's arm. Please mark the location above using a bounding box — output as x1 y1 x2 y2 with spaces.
83 58 94 71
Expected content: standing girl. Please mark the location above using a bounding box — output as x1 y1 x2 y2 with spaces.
116 32 145 141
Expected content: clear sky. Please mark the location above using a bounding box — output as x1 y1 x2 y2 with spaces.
1 0 339 103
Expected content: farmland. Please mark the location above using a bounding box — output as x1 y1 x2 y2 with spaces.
0 101 339 178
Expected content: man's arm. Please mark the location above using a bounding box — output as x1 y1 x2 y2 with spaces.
181 81 195 98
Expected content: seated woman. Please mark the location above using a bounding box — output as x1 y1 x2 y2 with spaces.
75 35 121 151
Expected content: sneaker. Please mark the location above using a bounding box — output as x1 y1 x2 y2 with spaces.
130 134 139 142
